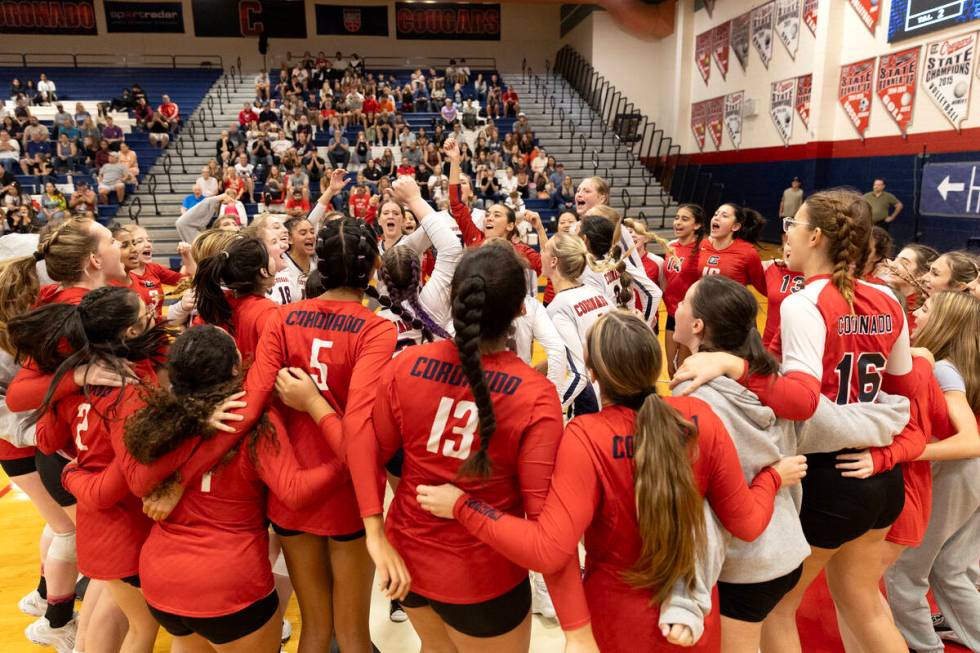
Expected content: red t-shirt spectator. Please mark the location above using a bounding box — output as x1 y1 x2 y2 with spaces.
158 102 179 122
224 177 246 198
239 107 258 127
362 97 379 116
285 195 310 213
321 108 337 121
349 193 370 219
396 163 416 178
503 89 519 105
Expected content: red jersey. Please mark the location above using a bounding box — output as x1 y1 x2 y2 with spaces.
453 400 780 648
0 439 33 460
193 292 277 363
698 238 766 295
348 193 370 219
133 262 184 319
762 261 805 355
372 339 572 603
663 240 697 316
362 97 379 115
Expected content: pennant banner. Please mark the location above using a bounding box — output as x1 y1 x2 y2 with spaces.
802 0 818 34
706 96 725 149
849 0 879 33
876 46 920 134
923 31 977 131
752 2 775 69
712 21 731 79
776 0 800 59
691 101 707 151
796 73 812 128
732 11 752 72
770 78 796 144
839 58 876 138
704 0 715 16
724 91 744 149
696 30 712 84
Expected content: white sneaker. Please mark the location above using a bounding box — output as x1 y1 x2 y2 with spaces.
18 590 45 617
25 616 77 653
530 572 556 620
389 599 408 623
281 618 292 644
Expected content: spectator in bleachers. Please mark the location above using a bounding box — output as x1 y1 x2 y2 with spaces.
2 116 22 142
549 162 566 188
534 175 553 201
98 151 128 204
181 184 205 214
38 182 67 225
234 153 256 203
69 180 97 215
238 102 259 134
6 203 34 233
54 133 79 173
287 163 310 198
362 158 382 183
258 101 280 128
223 166 246 201
8 78 23 99
555 174 575 210
250 134 273 170
326 131 350 169
133 97 154 130
351 132 370 167
530 148 549 176
299 134 326 181
499 166 518 196
93 138 112 170
78 116 100 143
261 165 285 209
402 141 422 168
131 83 147 103
0 130 19 173
476 165 500 204
157 94 179 126
378 148 396 178
473 73 487 104
515 170 531 199
73 102 91 126
18 129 51 177
440 98 458 128
106 87 134 113
118 142 139 180
285 188 311 218
196 166 219 197
36 73 56 104
101 116 124 150
255 69 271 101
51 104 72 137
23 80 38 105
270 130 293 161
487 86 502 119
0 166 19 198
21 116 48 146
462 99 479 130
348 184 371 220
396 159 416 178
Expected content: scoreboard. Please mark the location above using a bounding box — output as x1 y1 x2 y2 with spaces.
888 0 980 42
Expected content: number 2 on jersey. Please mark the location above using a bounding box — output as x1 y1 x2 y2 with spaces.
74 403 91 452
834 352 886 404
426 397 478 460
309 338 333 391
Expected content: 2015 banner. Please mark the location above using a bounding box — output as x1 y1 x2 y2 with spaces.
0 0 96 34
192 0 306 37
712 21 730 79
316 4 388 36
802 0 818 34
776 0 800 59
395 2 499 40
770 77 795 144
691 101 707 151
922 31 976 131
839 57 876 138
104 1 183 33
706 96 724 149
724 91 743 149
696 30 712 84
796 73 812 129
731 11 751 72
876 46 920 134
849 0 879 33
752 2 775 69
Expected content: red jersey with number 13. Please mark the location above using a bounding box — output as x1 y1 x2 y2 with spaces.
763 261 805 355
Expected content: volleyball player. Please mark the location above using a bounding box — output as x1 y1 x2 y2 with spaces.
243 214 297 305
110 224 166 317
761 235 805 355
542 211 580 306
282 216 317 300
863 226 893 284
663 204 705 375
921 250 980 295
165 228 242 329
127 224 191 318
879 243 937 329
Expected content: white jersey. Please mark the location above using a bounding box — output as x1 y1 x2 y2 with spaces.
508 295 575 409
266 254 307 305
547 284 613 407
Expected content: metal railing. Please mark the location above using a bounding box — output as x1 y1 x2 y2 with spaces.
0 52 223 69
127 196 143 224
362 56 497 71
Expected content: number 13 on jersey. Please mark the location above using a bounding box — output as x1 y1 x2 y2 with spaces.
427 397 478 460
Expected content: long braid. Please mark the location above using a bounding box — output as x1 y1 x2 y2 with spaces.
832 206 859 312
803 190 872 314
453 274 495 478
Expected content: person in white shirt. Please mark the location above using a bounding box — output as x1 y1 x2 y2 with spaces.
254 70 270 101
530 149 548 176
0 130 20 173
498 166 518 195
36 74 56 104
195 166 219 197
270 130 293 159
233 153 256 202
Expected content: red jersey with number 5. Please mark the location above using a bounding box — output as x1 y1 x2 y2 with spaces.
372 339 566 603
762 261 805 355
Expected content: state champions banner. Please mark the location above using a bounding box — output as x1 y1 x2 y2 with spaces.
848 0 878 33
796 73 812 128
691 101 707 151
395 2 499 40
776 0 800 59
839 57 876 139
752 2 775 69
724 91 744 149
104 1 183 33
802 0 817 34
316 4 388 36
712 21 731 79
922 31 977 131
706 96 724 149
0 0 96 34
696 29 712 83
770 77 795 144
731 11 751 72
876 46 920 134
192 0 306 37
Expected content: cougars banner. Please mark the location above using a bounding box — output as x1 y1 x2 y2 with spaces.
192 0 306 37
876 46 920 134
752 2 775 69
776 0 800 59
922 31 977 131
849 0 879 33
770 78 795 144
0 0 96 34
724 91 744 149
316 4 388 36
712 21 731 79
796 73 812 128
104 1 183 33
395 2 499 40
691 101 706 151
732 11 751 71
839 58 876 138
695 30 712 84
706 96 724 149
802 0 817 34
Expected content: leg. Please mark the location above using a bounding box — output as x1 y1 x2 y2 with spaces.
170 633 216 653
328 536 374 653
445 612 531 653
404 604 459 653
106 580 159 653
84 581 129 653
928 509 980 650
75 575 104 653
115 182 125 203
280 533 333 653
721 616 764 653
761 546 836 653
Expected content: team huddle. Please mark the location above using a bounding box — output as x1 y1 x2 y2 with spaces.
1 137 979 653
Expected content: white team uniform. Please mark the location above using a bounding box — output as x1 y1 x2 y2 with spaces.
546 284 614 409
266 254 308 305
509 295 575 410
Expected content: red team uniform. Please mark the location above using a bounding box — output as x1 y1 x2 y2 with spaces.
662 240 698 319
192 292 278 362
762 262 805 355
132 262 184 319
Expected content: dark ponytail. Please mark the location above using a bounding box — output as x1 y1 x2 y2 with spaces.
193 236 270 331
367 246 451 344
450 247 526 478
721 203 766 244
678 203 706 246
315 217 379 291
581 213 634 308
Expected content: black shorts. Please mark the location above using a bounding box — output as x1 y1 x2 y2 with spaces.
35 451 76 507
384 448 404 478
401 577 530 638
270 522 365 541
800 452 905 550
0 453 37 477
665 314 676 331
718 564 803 622
121 575 141 589
148 591 278 645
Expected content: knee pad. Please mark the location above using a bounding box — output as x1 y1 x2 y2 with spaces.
42 524 55 541
273 551 289 577
47 531 76 564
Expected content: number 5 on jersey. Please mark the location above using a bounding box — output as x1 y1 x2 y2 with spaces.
427 397 478 460
309 338 333 391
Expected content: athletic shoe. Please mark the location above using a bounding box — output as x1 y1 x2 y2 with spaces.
25 616 77 653
389 599 407 623
931 612 946 629
18 590 45 617
281 618 292 644
530 572 556 620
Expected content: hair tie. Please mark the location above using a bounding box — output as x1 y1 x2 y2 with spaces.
222 250 231 259
32 251 44 262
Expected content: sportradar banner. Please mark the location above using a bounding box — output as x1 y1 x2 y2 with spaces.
839 57 876 138
876 46 920 134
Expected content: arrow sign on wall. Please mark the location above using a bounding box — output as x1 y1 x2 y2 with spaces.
937 175 965 201
921 162 980 217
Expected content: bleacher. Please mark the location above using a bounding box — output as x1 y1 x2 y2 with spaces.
0 66 221 224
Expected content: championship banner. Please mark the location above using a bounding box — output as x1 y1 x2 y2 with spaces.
770 78 795 144
752 2 775 69
691 101 707 152
316 4 388 36
732 11 752 72
796 73 812 128
876 46 920 134
839 58 876 138
696 30 712 84
923 31 977 131
395 2 500 40
802 0 818 34
0 0 96 34
192 0 306 37
706 96 725 149
712 22 731 79
104 1 183 33
849 0 879 33
724 91 744 149
776 0 800 59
